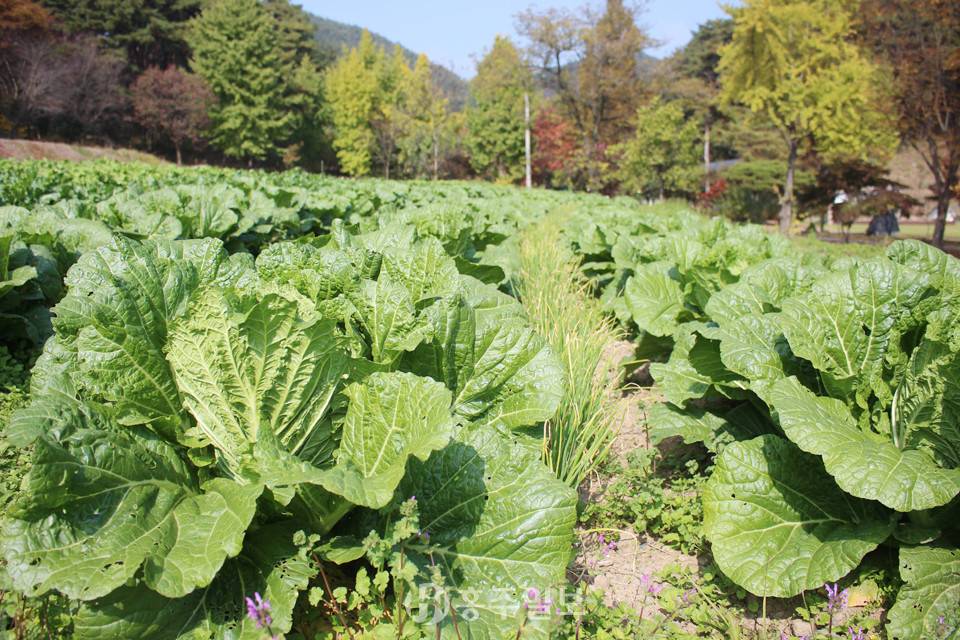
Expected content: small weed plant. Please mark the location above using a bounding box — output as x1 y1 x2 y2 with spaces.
582 446 709 556
261 499 766 640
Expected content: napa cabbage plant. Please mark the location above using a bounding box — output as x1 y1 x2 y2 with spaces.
562 209 793 376
0 203 109 342
91 183 309 252
2 227 574 640
647 241 960 639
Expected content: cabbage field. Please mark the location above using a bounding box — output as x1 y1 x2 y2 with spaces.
0 159 957 640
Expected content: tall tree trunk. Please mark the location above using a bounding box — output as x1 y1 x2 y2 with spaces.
525 92 531 189
779 138 798 236
380 135 394 179
703 116 711 192
175 142 182 166
8 109 23 139
932 187 950 249
920 143 959 250
583 136 596 190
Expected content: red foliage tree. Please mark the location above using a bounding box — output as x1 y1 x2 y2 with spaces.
696 178 727 211
859 0 960 248
531 104 579 187
131 66 214 164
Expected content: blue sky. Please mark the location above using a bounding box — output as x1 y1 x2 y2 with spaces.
298 1 737 78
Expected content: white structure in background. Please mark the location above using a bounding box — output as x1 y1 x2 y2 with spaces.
926 204 959 223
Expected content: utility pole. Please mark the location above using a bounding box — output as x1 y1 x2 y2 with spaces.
524 92 532 189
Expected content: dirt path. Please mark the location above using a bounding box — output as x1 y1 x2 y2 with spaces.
572 340 882 638
0 139 165 164
570 341 702 626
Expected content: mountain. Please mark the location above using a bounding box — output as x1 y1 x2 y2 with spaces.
308 14 470 111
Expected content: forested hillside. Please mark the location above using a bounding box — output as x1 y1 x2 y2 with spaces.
0 0 956 247
308 14 469 110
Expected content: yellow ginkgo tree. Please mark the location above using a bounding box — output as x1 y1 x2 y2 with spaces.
719 0 897 234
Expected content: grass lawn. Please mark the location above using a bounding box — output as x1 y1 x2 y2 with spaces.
819 220 960 241
786 220 960 259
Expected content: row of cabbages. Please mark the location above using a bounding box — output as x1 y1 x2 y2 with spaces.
3 219 576 640
565 205 960 640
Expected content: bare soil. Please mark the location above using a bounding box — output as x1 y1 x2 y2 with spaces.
0 139 165 164
573 340 885 638
572 340 702 627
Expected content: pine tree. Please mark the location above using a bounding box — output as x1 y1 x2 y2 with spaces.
263 0 319 63
287 54 330 170
668 19 737 190
187 0 297 165
466 36 531 183
37 0 201 69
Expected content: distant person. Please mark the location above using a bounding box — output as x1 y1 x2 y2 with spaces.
866 210 899 237
826 191 849 232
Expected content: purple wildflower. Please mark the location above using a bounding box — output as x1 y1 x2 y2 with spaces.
602 541 616 557
537 596 553 614
848 626 865 640
598 533 605 545
245 592 272 630
419 530 430 541
825 583 849 611
681 587 695 603
527 588 538 600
